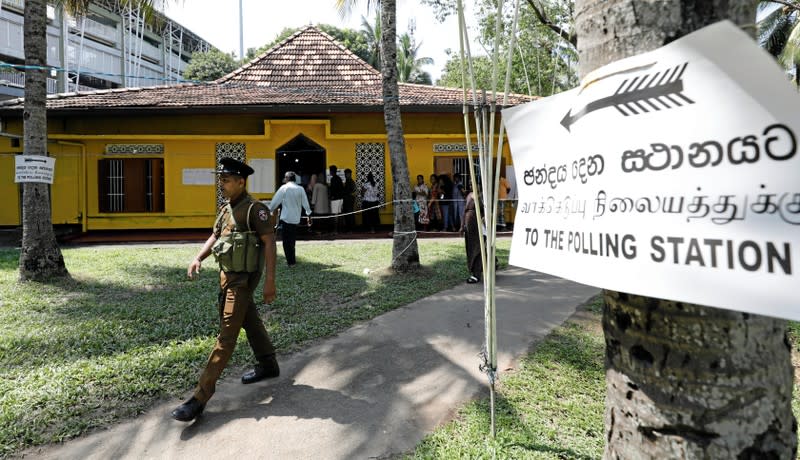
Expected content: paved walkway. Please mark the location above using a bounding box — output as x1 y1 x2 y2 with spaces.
31 266 598 460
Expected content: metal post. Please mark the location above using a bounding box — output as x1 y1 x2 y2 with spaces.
58 4 68 92
239 0 244 60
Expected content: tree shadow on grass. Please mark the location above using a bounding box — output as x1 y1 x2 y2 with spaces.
0 242 484 370
436 392 600 460
0 251 375 455
525 320 605 376
0 249 19 271
409 314 605 459
0 242 492 456
0 259 373 366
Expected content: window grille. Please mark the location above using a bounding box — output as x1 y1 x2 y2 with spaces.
99 158 163 213
452 157 480 191
107 159 125 212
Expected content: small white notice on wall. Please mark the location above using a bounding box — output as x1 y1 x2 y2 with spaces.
15 155 55 184
182 168 215 185
503 21 800 320
248 159 275 193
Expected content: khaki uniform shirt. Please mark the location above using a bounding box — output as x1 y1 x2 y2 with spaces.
213 193 275 240
213 193 275 285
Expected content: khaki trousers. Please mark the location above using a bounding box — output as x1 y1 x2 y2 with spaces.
194 270 275 403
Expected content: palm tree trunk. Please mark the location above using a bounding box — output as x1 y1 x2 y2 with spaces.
575 1 796 457
19 0 69 281
380 0 420 272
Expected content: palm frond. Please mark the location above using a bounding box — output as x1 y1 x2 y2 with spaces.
335 0 376 19
779 16 800 66
760 10 794 55
53 0 92 16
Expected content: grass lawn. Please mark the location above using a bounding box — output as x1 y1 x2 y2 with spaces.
5 238 800 459
0 238 509 457
412 299 800 460
410 296 606 459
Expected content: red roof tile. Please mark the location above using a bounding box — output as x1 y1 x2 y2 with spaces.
216 27 382 89
0 26 532 113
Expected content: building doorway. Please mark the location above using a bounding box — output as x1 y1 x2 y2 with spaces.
276 134 326 189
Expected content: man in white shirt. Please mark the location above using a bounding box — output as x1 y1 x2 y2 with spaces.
269 171 312 266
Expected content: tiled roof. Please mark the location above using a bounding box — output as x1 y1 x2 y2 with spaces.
0 26 533 113
216 27 382 88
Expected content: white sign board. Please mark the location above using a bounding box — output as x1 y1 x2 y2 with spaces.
503 21 800 320
182 168 215 185
248 159 276 193
15 155 55 184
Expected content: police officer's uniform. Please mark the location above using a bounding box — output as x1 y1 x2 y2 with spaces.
172 158 279 422
193 190 277 403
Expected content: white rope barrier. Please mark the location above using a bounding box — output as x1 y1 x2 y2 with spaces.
304 197 516 220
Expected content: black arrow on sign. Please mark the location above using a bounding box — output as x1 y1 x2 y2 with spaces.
561 62 694 132
23 157 47 163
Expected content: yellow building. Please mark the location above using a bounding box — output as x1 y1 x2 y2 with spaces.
0 27 524 232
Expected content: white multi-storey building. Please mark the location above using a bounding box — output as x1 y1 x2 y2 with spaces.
0 0 212 99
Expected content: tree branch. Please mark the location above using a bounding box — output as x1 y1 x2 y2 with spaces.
525 0 577 48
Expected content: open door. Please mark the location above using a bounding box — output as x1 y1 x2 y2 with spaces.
276 134 326 189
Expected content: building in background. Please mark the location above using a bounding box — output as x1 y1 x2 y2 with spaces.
0 27 523 233
0 0 211 100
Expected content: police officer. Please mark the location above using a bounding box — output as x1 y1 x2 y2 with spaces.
172 157 280 422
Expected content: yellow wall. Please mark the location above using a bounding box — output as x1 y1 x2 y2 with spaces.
0 140 82 226
56 114 269 136
0 114 513 230
0 152 20 225
50 145 82 225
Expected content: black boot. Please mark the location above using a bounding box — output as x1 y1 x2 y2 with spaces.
171 397 205 422
241 355 280 384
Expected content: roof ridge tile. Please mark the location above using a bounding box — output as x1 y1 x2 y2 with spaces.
216 27 312 84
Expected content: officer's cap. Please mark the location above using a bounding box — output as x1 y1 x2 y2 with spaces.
216 157 254 178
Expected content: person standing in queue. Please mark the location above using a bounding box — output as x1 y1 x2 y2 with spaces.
413 174 429 230
461 190 482 284
451 173 466 232
439 174 454 232
497 175 511 229
328 165 344 235
361 172 381 233
311 171 330 234
172 157 280 422
270 171 312 267
343 168 357 233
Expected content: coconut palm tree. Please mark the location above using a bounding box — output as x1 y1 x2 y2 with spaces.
758 0 800 85
337 0 420 271
19 0 73 281
20 0 165 281
397 32 434 84
575 1 796 457
379 0 421 272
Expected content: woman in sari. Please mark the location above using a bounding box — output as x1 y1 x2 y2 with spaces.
427 174 442 231
413 174 429 230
